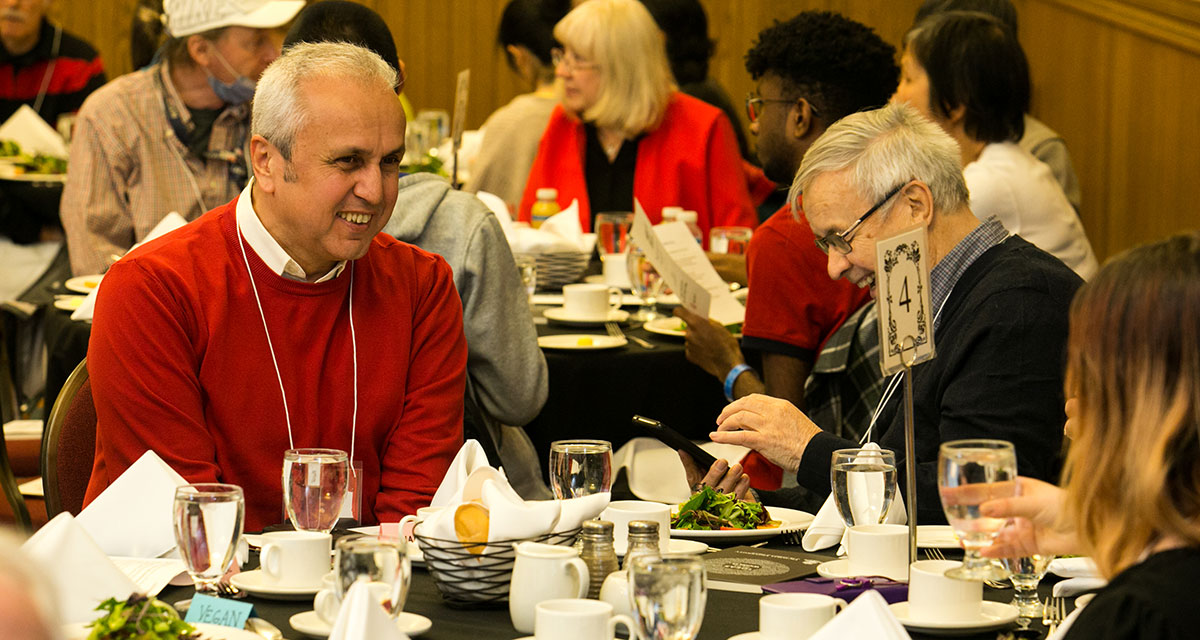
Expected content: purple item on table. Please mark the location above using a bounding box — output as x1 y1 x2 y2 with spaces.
763 576 909 604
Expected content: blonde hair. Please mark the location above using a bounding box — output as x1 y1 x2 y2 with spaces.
1062 231 1200 578
554 0 676 136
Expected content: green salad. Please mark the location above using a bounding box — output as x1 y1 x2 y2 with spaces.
671 486 776 530
86 595 199 640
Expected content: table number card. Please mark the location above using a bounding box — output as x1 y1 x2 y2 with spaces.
451 68 470 186
875 225 935 376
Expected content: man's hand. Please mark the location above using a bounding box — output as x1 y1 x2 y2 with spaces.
675 306 743 380
712 394 821 473
706 253 747 287
978 476 1080 559
678 452 755 501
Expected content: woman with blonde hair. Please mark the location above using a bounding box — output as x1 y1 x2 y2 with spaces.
518 0 756 241
981 230 1200 638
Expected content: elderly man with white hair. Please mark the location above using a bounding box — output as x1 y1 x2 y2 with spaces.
701 103 1080 524
82 41 468 531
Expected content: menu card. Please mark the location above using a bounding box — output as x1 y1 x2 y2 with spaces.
628 202 744 326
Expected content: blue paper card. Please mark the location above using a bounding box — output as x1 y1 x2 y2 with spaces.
184 593 254 630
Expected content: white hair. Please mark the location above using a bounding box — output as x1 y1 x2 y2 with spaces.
252 41 399 160
792 102 969 215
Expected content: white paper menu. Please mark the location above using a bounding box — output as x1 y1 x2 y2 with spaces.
628 201 745 326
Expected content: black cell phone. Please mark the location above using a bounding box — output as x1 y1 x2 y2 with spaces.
631 415 719 470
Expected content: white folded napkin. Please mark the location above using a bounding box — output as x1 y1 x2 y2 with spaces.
1048 557 1100 579
809 590 911 639
76 450 187 558
22 513 138 624
553 492 610 532
430 440 497 507
1052 577 1108 598
72 212 188 321
506 200 597 255
0 104 68 157
613 437 751 505
328 579 408 640
803 444 907 552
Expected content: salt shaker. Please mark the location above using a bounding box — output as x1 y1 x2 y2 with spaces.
577 519 619 598
621 520 661 570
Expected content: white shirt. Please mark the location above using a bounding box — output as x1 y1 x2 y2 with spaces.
234 179 345 283
964 142 1098 280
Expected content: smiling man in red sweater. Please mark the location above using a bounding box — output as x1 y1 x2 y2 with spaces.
83 42 467 531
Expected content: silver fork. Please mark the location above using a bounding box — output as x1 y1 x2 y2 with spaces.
606 321 656 349
1043 596 1065 635
925 547 1010 588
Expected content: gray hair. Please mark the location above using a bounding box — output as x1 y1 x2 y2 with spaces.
792 102 969 215
252 41 400 160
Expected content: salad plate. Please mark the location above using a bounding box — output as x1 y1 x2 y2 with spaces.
64 622 261 640
644 317 743 339
65 274 102 294
670 506 814 543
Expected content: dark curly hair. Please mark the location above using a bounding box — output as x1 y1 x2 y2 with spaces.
745 11 898 122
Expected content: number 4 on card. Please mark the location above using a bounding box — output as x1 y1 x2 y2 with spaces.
875 225 936 376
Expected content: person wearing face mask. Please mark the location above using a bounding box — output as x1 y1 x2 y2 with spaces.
60 0 302 277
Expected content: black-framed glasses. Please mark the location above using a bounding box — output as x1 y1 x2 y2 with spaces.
551 47 599 72
814 182 908 255
745 93 821 123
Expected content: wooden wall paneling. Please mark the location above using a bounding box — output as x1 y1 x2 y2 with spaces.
53 0 136 81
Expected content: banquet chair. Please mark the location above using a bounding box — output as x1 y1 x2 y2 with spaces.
40 358 94 518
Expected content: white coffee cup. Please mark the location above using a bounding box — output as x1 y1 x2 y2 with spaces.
601 253 631 289
535 598 635 640
562 283 622 319
908 559 982 623
598 569 632 618
259 531 331 588
510 542 590 634
313 574 393 624
599 500 671 555
399 506 444 541
759 593 847 640
846 524 909 581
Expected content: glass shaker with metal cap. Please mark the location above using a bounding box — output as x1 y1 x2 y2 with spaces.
577 519 619 598
621 520 662 570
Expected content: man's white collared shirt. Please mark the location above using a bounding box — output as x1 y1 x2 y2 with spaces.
234 179 346 282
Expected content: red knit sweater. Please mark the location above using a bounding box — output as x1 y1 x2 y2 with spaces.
518 93 758 239
83 199 467 531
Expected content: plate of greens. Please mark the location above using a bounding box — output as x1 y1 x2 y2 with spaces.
63 594 262 639
669 486 813 542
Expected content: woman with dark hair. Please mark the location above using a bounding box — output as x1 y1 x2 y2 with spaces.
893 11 1098 279
981 230 1200 639
465 0 571 206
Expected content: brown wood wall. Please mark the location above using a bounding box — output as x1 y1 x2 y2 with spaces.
52 0 1200 261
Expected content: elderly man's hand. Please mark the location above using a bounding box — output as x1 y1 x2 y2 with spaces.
678 452 755 501
712 394 821 473
674 306 743 380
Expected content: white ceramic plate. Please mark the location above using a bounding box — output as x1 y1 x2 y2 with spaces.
543 307 630 326
538 334 627 350
917 525 961 549
643 316 686 338
229 569 326 600
289 610 432 638
64 622 260 640
889 601 1019 635
669 506 814 543
54 295 85 311
815 558 853 579
65 274 103 294
617 538 710 558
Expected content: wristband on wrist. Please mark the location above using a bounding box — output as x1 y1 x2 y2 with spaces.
723 363 754 402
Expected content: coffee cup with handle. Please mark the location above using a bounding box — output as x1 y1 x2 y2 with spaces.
562 283 622 320
535 598 635 640
759 593 846 640
846 523 908 580
259 530 331 588
908 559 982 623
599 500 671 555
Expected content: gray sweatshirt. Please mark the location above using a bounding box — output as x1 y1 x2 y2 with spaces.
384 173 548 425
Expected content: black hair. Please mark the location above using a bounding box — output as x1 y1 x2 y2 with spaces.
914 0 1018 35
283 0 402 79
906 11 1029 142
744 11 898 122
639 0 713 85
498 0 571 68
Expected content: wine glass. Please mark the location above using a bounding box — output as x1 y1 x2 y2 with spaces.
173 483 244 594
628 554 707 640
830 448 897 527
626 241 665 322
548 439 613 499
937 439 1018 581
999 553 1052 625
283 448 349 533
334 535 412 618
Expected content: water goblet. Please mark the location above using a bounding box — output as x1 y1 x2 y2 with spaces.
283 448 349 533
938 439 1018 581
999 553 1052 626
173 483 244 594
626 241 664 322
830 448 897 527
334 536 412 618
594 212 635 254
548 439 613 499
628 554 707 640
708 226 753 255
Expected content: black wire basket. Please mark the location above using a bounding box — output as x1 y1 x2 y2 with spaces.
413 526 581 608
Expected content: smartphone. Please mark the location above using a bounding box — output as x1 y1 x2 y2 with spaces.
631 415 719 470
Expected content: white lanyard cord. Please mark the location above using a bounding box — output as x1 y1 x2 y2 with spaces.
32 25 62 115
861 296 950 444
347 262 358 481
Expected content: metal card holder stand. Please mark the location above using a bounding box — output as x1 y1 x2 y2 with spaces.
899 336 920 568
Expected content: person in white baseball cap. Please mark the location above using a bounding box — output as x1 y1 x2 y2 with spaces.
61 0 303 277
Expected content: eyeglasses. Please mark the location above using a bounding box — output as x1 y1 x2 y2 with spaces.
814 182 908 255
551 48 599 73
745 93 820 123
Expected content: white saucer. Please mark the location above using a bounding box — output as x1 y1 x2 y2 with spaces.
229 569 327 600
53 295 85 311
289 610 432 638
889 601 1019 635
543 307 630 326
815 558 853 579
617 538 710 556
538 334 627 350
